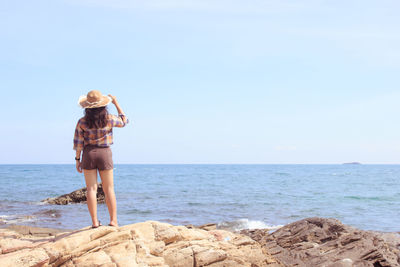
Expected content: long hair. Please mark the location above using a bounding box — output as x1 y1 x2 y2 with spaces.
84 107 109 129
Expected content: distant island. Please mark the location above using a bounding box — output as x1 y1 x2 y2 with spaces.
343 162 361 165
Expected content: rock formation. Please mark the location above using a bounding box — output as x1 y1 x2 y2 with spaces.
42 184 105 205
0 221 282 267
3 217 400 266
241 217 400 267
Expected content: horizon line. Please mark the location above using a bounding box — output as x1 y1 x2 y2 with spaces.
1 163 399 165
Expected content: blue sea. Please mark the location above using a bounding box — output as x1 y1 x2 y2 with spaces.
0 164 399 232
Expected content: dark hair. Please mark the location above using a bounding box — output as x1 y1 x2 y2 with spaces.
84 107 109 128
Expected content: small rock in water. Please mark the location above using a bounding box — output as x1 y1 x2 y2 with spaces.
33 209 62 218
42 184 105 205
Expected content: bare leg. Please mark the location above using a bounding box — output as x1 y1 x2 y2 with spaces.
83 169 99 227
99 169 118 226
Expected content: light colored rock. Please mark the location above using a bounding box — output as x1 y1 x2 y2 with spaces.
0 238 35 254
90 227 118 240
231 235 256 246
208 230 237 242
0 248 49 267
163 246 194 267
104 240 137 266
176 226 209 241
153 222 182 244
0 221 283 267
148 241 165 256
122 221 156 241
195 248 228 266
72 250 113 266
101 229 132 244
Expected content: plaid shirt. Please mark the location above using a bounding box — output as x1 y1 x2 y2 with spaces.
73 114 128 151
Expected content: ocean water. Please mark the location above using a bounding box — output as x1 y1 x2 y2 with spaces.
0 164 399 232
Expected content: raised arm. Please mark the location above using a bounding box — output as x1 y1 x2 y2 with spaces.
108 94 129 127
109 94 125 115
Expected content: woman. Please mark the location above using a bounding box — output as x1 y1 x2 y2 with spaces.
73 90 128 228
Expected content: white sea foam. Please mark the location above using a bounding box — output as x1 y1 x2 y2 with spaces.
31 201 46 205
0 214 36 224
217 218 283 232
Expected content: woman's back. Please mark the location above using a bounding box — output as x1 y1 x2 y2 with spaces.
74 113 128 150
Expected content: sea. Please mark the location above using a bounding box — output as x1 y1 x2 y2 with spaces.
0 164 399 232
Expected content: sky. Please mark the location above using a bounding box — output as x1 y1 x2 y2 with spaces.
1 0 400 164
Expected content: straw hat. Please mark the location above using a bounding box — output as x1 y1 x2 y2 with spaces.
78 90 111 108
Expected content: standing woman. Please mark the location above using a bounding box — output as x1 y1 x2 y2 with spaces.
73 90 128 228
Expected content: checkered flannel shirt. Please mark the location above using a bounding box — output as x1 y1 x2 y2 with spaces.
73 114 128 151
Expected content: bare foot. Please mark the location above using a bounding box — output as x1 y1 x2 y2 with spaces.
108 222 118 227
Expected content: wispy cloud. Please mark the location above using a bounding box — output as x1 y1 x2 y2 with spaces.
66 0 309 13
274 145 297 152
65 0 400 66
283 26 400 67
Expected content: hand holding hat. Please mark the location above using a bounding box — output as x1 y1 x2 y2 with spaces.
108 94 118 105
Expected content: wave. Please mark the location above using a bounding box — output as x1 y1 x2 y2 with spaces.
0 214 36 224
33 209 62 218
217 218 283 232
344 196 393 201
126 208 153 215
274 172 291 176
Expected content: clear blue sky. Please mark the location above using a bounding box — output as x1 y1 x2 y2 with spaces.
1 0 400 164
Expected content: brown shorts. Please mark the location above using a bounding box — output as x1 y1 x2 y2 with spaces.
82 145 114 170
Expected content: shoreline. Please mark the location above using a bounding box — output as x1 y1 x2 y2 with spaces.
1 211 397 235
2 217 399 237
0 224 71 237
0 220 274 237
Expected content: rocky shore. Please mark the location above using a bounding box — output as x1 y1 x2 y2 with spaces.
0 220 280 267
241 217 400 267
1 217 400 267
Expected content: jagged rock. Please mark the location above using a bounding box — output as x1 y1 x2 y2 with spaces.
0 221 282 267
185 223 218 231
198 223 218 231
42 184 105 205
5 217 397 267
241 217 400 267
